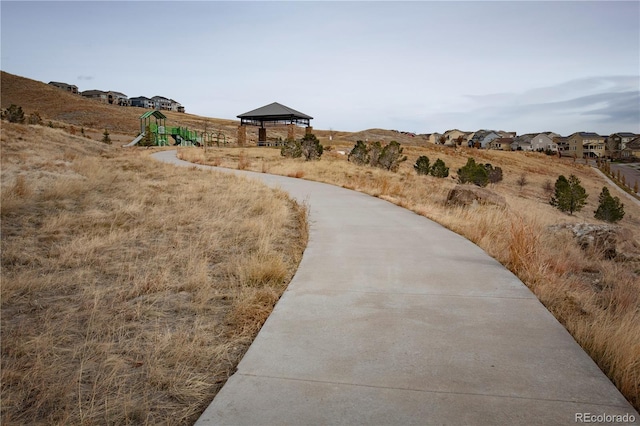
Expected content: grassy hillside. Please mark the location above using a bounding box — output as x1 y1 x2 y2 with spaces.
0 124 307 423
0 71 426 147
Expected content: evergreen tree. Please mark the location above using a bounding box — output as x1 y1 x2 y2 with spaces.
300 133 323 161
368 141 383 167
102 129 112 145
485 163 503 184
2 104 25 123
458 157 488 187
550 174 588 215
430 158 449 178
378 141 407 172
594 187 625 223
414 155 430 175
281 138 302 158
348 140 370 165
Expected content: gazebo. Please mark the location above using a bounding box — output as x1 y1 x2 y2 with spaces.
237 102 313 146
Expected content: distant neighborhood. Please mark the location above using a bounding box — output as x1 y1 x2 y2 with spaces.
423 129 640 161
48 81 185 113
47 81 639 160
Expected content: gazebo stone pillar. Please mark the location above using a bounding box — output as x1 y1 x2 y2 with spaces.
287 124 296 141
258 128 267 145
305 126 313 135
237 125 246 146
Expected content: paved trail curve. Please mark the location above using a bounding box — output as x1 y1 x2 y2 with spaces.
153 151 638 425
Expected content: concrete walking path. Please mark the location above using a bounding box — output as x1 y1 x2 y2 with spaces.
152 151 639 425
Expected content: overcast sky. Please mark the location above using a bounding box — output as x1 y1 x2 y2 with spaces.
2 1 639 135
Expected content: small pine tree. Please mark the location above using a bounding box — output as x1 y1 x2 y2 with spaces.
378 141 407 172
281 138 302 158
550 174 588 215
301 133 323 161
369 141 383 167
348 140 370 165
458 158 488 187
594 187 625 223
414 155 430 175
485 163 503 184
430 158 449 178
2 104 25 123
102 129 112 145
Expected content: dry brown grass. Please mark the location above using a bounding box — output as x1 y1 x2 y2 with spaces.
179 143 640 411
1 122 307 424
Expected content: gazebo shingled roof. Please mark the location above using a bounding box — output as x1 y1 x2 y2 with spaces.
237 102 313 127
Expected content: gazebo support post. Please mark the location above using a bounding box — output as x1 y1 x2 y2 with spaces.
237 125 246 146
287 124 295 141
258 127 267 146
305 126 313 136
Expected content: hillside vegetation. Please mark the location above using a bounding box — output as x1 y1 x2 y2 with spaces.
0 71 423 147
0 121 307 424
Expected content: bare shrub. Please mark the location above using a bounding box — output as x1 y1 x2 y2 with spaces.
237 151 250 170
516 173 528 189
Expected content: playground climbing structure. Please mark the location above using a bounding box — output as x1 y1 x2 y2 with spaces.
124 110 227 147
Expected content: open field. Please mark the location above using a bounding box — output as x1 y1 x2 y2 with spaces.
0 122 307 424
179 144 640 411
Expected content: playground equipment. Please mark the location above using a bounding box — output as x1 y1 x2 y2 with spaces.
124 110 227 147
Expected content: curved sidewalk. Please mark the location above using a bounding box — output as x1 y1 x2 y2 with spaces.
153 151 638 425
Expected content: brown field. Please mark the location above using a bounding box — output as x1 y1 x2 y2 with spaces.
2 70 639 417
179 143 640 411
0 122 307 424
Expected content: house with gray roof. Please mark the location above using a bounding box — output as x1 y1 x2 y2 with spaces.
81 90 108 103
531 133 559 152
49 81 78 94
468 130 500 148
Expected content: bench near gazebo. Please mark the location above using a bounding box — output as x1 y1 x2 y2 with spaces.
237 102 313 146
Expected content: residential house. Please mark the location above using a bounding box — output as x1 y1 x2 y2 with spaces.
130 96 155 109
512 134 534 151
49 81 79 94
554 136 570 156
81 90 108 104
487 137 513 151
568 132 606 158
531 133 559 152
169 99 184 112
607 133 638 159
497 131 517 138
441 129 468 146
153 96 182 111
107 91 130 106
621 136 640 160
427 133 442 144
468 130 500 148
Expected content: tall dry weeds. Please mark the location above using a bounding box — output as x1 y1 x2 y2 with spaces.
1 123 307 424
